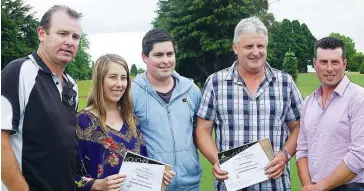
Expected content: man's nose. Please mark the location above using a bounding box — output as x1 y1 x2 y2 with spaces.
64 35 78 47
252 46 259 56
161 55 169 63
326 62 334 72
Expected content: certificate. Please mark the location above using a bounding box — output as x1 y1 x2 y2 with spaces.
218 138 273 191
119 151 172 191
119 162 164 191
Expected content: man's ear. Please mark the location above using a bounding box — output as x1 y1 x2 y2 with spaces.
313 58 317 67
37 26 46 43
313 58 319 73
142 52 149 64
343 58 348 69
232 42 238 55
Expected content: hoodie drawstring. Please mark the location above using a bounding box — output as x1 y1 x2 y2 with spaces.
184 93 194 124
145 85 149 126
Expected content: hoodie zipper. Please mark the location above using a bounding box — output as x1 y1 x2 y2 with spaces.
146 87 179 189
165 104 179 189
136 76 194 190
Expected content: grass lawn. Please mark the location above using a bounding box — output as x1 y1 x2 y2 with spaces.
77 72 364 191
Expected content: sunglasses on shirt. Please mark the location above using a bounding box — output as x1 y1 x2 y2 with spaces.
62 80 77 110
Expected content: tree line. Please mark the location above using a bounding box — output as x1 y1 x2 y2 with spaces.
2 0 364 83
153 0 364 83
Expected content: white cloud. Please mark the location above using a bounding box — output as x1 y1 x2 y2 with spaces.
88 32 148 69
26 0 158 34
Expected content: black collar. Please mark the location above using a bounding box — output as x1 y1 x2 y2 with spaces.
31 52 52 74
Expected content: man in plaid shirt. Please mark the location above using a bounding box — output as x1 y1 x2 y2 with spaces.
196 16 303 191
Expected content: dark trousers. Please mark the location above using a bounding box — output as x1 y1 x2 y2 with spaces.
331 183 364 191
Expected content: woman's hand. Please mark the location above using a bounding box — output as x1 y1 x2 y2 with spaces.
91 174 127 191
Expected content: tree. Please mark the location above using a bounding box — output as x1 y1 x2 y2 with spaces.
1 0 39 69
282 51 298 82
360 62 364 74
65 33 93 80
355 52 364 74
137 68 145 74
154 0 269 84
268 19 316 72
295 23 316 72
130 64 138 76
352 52 364 72
329 33 359 71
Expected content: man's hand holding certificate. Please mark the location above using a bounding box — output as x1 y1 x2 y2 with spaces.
119 152 174 191
217 138 274 191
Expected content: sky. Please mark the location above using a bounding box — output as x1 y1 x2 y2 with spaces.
25 0 364 70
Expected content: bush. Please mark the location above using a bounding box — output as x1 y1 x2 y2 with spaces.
360 63 364 74
282 51 298 82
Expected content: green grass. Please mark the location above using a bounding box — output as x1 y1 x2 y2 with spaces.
77 72 364 191
296 72 364 97
77 80 92 98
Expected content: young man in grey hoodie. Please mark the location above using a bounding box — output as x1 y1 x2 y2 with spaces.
131 28 202 190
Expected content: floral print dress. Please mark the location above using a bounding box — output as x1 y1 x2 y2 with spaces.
75 110 147 190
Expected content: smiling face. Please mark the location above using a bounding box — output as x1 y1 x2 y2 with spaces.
38 10 81 66
314 48 347 89
102 62 128 106
142 41 176 81
233 33 267 73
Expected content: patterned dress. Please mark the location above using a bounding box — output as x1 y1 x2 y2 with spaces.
75 110 147 190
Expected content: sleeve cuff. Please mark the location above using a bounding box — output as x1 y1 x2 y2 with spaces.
86 179 95 190
196 112 214 121
344 154 363 175
295 152 307 163
286 115 300 123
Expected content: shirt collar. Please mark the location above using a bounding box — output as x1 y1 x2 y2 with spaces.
30 52 71 81
224 60 276 83
30 52 52 74
314 75 350 98
333 75 350 96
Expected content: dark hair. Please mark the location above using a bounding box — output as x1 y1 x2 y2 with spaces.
39 5 82 33
314 37 346 59
142 28 176 56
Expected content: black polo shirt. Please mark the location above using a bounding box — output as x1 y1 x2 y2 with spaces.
1 52 79 191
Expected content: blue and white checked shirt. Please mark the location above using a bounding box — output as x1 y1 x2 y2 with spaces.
197 61 303 191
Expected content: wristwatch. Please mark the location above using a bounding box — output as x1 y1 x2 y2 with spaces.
280 148 291 160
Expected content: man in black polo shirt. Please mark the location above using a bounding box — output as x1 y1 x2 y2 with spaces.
1 5 82 191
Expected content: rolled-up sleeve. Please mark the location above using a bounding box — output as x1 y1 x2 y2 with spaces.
344 92 364 174
196 75 216 121
296 116 308 162
296 96 311 162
